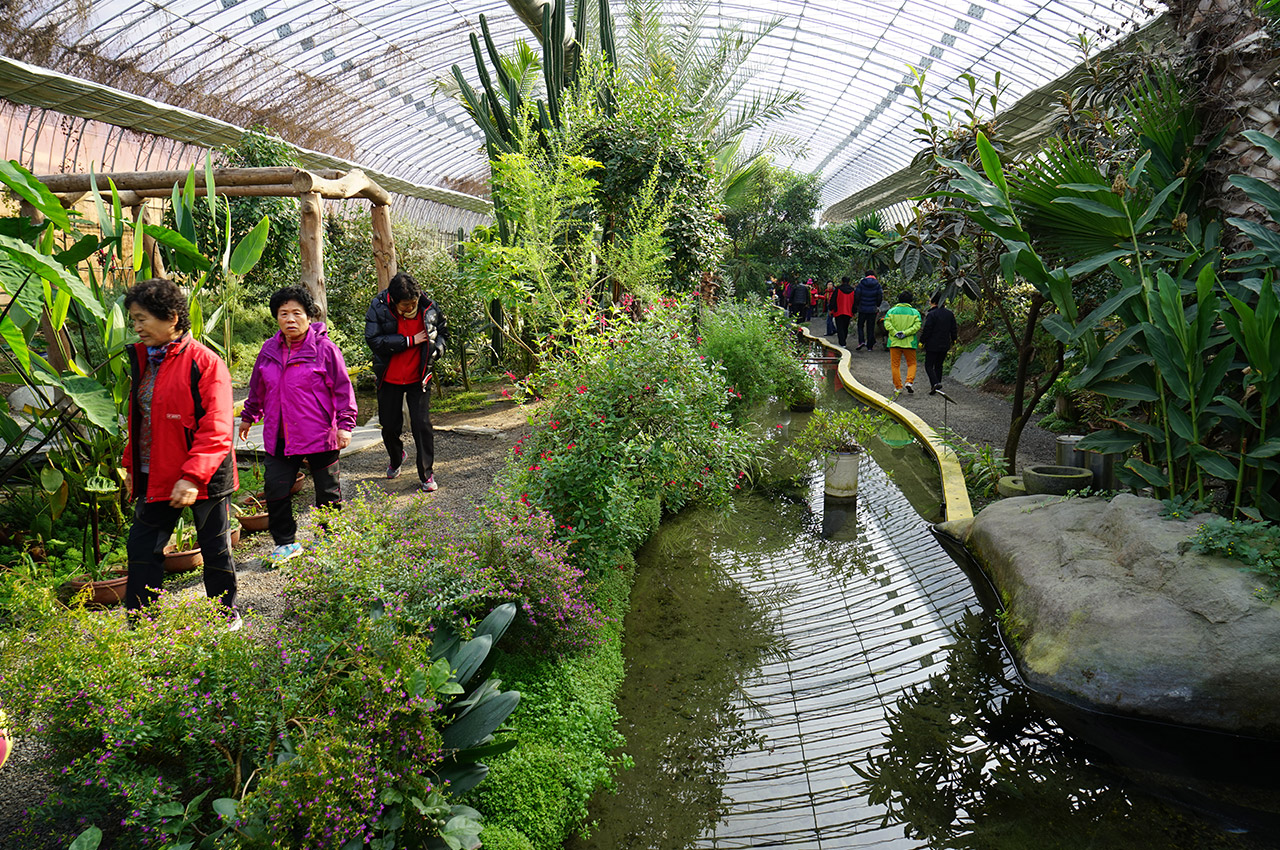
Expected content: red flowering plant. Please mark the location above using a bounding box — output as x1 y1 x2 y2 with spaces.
498 298 766 574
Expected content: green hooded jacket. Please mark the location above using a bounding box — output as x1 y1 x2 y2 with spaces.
883 303 923 348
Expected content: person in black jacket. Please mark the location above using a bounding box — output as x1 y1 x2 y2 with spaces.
365 272 449 492
918 292 958 394
854 272 882 351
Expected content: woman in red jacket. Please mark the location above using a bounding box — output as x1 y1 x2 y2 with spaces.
122 278 240 627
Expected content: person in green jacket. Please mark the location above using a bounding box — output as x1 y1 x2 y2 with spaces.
884 291 923 393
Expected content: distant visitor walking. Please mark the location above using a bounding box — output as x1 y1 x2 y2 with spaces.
854 272 882 351
788 278 811 322
366 272 449 493
830 277 857 347
884 291 922 393
919 292 958 394
239 286 357 566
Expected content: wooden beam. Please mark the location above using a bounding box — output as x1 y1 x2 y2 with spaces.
299 191 327 320
292 169 391 205
52 184 299 203
35 167 302 194
371 204 398 291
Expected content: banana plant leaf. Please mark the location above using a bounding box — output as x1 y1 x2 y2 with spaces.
0 235 104 320
0 160 72 231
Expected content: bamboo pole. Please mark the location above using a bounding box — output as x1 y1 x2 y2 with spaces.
299 191 327 320
371 205 398 291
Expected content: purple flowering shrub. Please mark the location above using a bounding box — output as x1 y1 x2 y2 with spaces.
0 571 476 848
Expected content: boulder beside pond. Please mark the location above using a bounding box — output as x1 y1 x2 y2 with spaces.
949 493 1280 738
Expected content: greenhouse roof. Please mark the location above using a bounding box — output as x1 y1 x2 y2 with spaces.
2 0 1165 221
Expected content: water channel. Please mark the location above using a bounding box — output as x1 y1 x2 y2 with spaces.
567 385 1280 849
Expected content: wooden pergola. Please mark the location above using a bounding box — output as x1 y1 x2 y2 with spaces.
34 166 401 318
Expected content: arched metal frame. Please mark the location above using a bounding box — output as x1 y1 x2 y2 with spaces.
6 0 1161 220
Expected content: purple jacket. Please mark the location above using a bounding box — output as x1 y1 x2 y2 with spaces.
241 323 358 456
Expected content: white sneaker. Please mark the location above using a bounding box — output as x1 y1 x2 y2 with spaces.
905 382 914 394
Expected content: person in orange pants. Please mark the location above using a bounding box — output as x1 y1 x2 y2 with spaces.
883 291 923 392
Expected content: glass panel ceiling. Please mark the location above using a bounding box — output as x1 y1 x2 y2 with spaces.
4 0 1161 217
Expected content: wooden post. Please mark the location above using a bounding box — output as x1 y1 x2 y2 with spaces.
371 204 397 291
299 191 327 319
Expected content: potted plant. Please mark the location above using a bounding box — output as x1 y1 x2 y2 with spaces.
233 496 270 534
784 408 887 499
163 513 204 573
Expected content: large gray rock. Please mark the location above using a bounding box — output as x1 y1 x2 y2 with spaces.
947 343 1000 386
959 493 1280 737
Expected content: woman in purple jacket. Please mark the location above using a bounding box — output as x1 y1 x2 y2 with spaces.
238 287 357 564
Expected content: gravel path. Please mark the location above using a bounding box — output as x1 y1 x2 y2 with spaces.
803 318 1058 471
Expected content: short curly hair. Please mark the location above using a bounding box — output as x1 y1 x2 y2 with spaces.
124 278 191 334
270 286 319 319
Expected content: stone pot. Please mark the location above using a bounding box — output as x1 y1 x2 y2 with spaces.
1022 464 1094 496
238 511 270 533
823 451 860 499
163 544 204 573
66 570 129 606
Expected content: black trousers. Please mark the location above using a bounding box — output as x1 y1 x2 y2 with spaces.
126 473 236 611
835 315 852 346
265 446 341 546
857 313 878 348
378 381 434 482
925 350 947 389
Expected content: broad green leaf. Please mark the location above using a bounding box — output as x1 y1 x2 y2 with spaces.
1241 130 1280 165
1125 458 1169 488
1041 314 1072 344
204 153 218 223
1072 324 1144 387
1089 379 1160 402
1069 283 1143 342
228 215 270 276
141 225 212 270
40 465 64 493
1056 182 1115 194
1052 197 1127 220
156 802 184 818
451 634 492 687
1166 405 1197 442
1228 175 1280 221
1189 445 1238 481
68 826 103 850
0 160 72 230
0 314 30 372
440 690 519 751
88 166 115 244
1133 178 1185 232
1230 218 1280 263
975 132 1009 198
1064 249 1133 278
62 375 121 433
1211 395 1260 428
50 285 71 330
0 235 105 319
1248 439 1280 460
109 179 123 242
54 234 103 268
1127 151 1152 187
131 207 145 272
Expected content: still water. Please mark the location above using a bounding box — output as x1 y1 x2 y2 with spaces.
567 428 1280 849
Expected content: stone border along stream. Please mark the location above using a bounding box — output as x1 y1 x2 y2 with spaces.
799 327 973 522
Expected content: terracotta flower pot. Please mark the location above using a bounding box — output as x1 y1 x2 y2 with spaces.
163 544 204 573
238 511 270 533
230 521 242 548
66 570 129 607
290 471 306 495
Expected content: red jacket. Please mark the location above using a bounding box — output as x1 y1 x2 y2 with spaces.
123 334 238 503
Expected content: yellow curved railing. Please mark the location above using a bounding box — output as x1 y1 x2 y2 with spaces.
800 327 974 522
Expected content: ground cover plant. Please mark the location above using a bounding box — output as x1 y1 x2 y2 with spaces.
0 493 529 850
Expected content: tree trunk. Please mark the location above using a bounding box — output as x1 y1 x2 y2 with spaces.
1003 292 1046 471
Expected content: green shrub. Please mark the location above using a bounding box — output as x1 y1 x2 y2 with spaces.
696 297 811 409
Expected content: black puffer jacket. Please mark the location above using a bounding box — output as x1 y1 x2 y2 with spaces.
364 290 449 384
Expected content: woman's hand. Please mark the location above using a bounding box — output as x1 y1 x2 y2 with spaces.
337 430 352 450
169 478 198 508
411 329 429 345
238 421 252 441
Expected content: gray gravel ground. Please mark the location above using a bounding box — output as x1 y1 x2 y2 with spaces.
0 336 1051 842
804 318 1058 471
